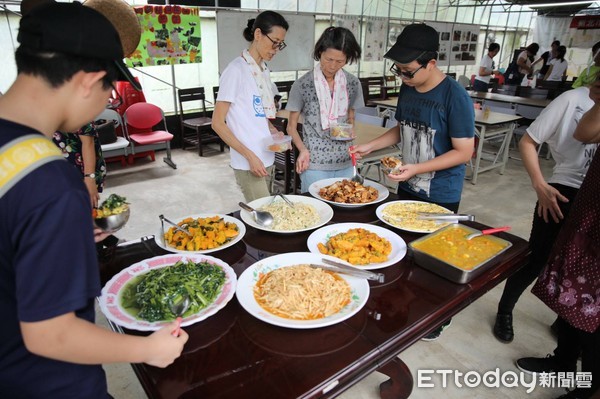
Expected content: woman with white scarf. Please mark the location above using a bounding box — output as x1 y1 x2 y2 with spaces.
212 11 288 201
286 27 364 193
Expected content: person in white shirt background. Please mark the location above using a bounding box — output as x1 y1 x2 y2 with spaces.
544 45 568 82
473 43 500 92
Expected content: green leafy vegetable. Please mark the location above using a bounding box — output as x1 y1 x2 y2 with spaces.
121 260 226 322
101 194 129 211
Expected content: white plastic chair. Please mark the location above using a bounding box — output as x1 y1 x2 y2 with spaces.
95 108 130 166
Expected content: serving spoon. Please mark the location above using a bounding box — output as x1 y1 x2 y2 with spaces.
466 226 511 240
239 202 274 227
350 152 365 185
170 294 190 337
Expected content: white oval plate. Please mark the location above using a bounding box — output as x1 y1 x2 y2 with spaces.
155 214 246 254
376 200 454 233
236 252 369 329
308 178 389 208
240 195 334 234
306 222 407 270
99 254 237 331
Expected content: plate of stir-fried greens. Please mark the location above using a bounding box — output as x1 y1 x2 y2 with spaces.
99 254 237 331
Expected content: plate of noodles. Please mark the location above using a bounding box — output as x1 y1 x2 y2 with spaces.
236 252 370 329
376 201 454 233
240 195 334 234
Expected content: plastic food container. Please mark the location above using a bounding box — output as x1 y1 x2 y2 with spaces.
408 224 512 284
380 156 404 175
330 123 355 141
267 135 292 152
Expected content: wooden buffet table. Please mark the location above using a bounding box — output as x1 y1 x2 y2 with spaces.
99 195 529 399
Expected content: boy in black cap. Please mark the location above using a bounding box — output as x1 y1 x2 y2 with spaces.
0 2 187 398
351 23 474 340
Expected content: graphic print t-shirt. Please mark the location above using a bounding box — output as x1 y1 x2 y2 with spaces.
394 77 474 203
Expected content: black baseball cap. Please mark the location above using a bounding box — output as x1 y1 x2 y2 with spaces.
17 1 141 91
384 23 439 64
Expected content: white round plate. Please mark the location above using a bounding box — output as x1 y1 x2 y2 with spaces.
99 254 237 331
236 252 369 329
155 214 246 254
306 222 407 270
308 178 389 208
240 195 334 234
376 200 454 233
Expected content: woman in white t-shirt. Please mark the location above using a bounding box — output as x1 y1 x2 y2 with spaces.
473 43 500 92
543 45 568 82
212 11 289 202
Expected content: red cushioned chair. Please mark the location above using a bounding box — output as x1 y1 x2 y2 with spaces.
123 102 176 169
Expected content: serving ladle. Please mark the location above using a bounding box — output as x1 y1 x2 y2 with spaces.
170 294 190 337
239 202 274 227
466 226 511 240
350 152 365 185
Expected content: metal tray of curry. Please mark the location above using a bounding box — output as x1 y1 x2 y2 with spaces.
408 224 512 284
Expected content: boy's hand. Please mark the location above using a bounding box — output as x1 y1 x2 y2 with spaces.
144 321 189 368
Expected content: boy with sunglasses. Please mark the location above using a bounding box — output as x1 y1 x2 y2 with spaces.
351 23 474 340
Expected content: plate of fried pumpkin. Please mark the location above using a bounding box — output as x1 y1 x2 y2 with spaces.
306 222 407 270
155 214 246 254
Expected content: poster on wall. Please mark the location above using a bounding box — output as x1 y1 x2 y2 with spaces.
126 5 201 67
363 16 388 61
429 22 479 67
335 15 360 41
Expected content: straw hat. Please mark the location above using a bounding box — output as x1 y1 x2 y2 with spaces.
83 0 141 57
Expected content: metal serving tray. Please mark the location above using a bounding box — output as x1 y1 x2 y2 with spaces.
408 224 513 284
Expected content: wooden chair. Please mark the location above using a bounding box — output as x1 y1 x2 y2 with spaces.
274 80 294 109
123 102 176 169
212 86 219 104
270 117 294 194
177 87 224 157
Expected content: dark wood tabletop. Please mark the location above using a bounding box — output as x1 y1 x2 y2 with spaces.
99 194 529 399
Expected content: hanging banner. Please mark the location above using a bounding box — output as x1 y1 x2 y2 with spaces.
570 16 600 30
126 5 201 67
363 16 387 61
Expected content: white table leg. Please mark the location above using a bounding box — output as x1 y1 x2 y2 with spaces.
472 125 485 185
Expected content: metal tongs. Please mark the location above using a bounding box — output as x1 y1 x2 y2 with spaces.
271 192 295 208
417 213 474 221
159 214 192 236
311 258 385 283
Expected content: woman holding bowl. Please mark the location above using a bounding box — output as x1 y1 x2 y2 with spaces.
286 27 364 193
212 11 289 201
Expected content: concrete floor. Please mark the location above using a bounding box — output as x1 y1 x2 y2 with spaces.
98 145 566 398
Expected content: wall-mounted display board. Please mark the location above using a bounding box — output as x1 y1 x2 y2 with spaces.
429 22 480 66
216 10 315 73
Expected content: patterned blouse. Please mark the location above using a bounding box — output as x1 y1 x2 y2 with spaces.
52 123 106 192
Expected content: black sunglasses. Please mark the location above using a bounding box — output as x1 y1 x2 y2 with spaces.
389 63 424 80
263 32 287 51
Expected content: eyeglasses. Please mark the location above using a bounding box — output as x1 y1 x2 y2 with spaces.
390 63 424 80
263 32 287 51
